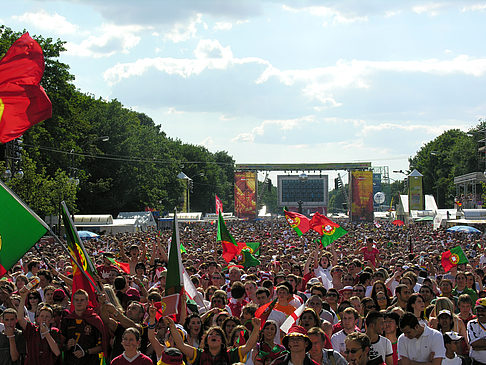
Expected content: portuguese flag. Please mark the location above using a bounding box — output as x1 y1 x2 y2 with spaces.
106 257 130 274
310 212 347 247
239 248 260 267
284 208 310 236
0 179 48 276
217 211 240 263
441 246 468 272
245 242 261 256
61 201 98 308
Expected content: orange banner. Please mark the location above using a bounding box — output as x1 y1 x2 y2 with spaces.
351 171 373 222
234 171 257 219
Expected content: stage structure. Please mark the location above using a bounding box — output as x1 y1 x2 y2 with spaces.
234 162 378 220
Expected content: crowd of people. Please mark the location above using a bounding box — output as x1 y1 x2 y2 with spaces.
0 218 486 365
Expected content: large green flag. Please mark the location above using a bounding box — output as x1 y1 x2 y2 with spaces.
245 242 261 257
166 210 183 295
0 179 48 276
240 248 260 267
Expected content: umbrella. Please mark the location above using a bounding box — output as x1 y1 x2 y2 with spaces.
392 219 404 226
446 226 481 234
77 230 100 240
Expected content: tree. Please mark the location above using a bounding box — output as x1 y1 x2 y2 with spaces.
409 129 477 208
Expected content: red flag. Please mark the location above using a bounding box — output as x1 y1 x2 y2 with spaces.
215 194 223 214
154 294 180 321
107 257 130 274
284 209 310 236
0 33 52 143
441 246 468 272
255 298 277 329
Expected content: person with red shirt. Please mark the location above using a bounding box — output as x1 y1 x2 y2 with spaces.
17 287 61 365
110 327 152 365
356 238 380 268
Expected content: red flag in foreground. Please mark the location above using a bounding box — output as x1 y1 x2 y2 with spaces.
0 33 52 143
284 209 310 236
255 298 277 329
154 294 180 321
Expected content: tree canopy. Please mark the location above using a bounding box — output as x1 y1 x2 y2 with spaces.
0 26 235 217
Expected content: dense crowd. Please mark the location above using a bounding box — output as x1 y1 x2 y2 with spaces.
1 218 486 365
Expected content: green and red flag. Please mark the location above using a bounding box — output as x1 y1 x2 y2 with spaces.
217 211 240 263
441 246 468 272
0 179 48 276
245 242 261 256
284 208 310 236
166 210 183 295
310 212 347 247
106 257 130 274
239 248 261 267
61 202 98 308
0 33 52 143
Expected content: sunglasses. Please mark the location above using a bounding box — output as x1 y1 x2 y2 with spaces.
327 293 338 297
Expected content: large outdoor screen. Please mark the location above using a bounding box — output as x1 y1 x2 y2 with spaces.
277 175 328 207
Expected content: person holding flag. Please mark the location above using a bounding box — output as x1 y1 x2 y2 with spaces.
354 237 380 268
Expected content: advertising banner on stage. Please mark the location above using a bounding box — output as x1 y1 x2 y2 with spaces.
408 170 424 211
350 171 373 222
234 171 257 219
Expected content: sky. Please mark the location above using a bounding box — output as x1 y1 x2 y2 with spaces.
3 0 486 186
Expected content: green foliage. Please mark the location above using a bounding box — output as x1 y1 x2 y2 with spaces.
0 26 235 216
328 186 347 213
409 129 478 208
257 179 278 214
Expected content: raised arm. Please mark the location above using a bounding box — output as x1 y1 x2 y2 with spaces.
16 289 28 330
40 322 61 357
164 316 196 359
147 302 165 360
239 317 261 357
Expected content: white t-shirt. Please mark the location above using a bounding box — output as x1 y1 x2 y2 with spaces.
368 335 393 365
467 318 486 363
442 355 462 365
331 330 353 355
397 325 446 362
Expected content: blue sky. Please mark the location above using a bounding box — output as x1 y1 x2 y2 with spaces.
3 0 486 185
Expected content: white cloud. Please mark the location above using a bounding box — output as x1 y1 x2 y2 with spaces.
66 23 145 58
232 116 315 143
282 5 367 25
461 4 486 12
12 9 78 34
104 39 269 84
412 3 445 16
164 14 202 43
213 21 233 31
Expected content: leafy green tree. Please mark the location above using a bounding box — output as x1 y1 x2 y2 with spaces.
409 129 477 208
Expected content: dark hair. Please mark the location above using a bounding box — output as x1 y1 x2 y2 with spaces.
359 272 372 285
256 287 270 298
26 290 42 310
365 310 384 327
27 261 40 271
222 316 241 336
230 281 246 300
202 326 228 353
345 332 370 349
308 326 327 343
310 285 327 297
229 325 249 347
384 311 402 337
406 293 425 319
123 327 141 342
399 312 420 329
184 313 203 342
114 276 127 291
37 269 52 283
395 284 409 296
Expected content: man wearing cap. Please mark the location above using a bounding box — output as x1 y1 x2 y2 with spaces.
271 325 319 365
437 310 455 335
398 312 445 365
467 298 486 365
442 332 465 365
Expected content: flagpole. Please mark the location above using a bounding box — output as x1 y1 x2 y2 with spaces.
48 227 102 294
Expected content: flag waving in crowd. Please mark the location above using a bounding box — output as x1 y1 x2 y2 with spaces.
0 33 52 143
310 212 347 247
284 208 310 236
441 245 468 272
0 179 49 276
